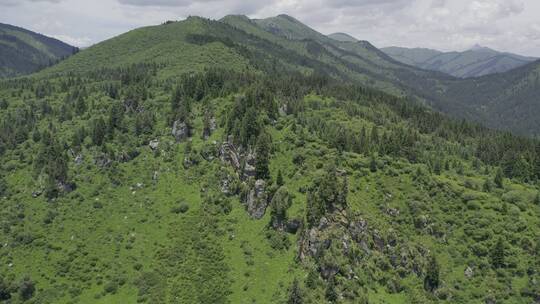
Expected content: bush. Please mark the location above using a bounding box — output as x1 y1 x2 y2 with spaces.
103 281 118 294
265 230 290 250
171 201 189 214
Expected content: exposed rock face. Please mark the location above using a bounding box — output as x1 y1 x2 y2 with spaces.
172 120 190 142
278 104 288 116
246 179 268 219
94 154 112 168
219 139 241 171
243 151 257 179
149 139 159 150
58 181 76 193
202 117 217 140
465 266 474 278
285 219 302 234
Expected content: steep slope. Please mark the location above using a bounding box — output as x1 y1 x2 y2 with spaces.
382 46 537 78
0 23 77 78
223 15 540 136
443 60 540 135
0 15 540 304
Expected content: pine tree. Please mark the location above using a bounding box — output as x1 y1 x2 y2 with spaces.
276 169 284 186
325 278 338 302
287 279 303 304
424 255 440 292
494 167 504 188
270 186 291 228
491 237 505 269
91 117 106 146
370 155 377 173
255 132 271 180
482 178 492 193
433 159 442 175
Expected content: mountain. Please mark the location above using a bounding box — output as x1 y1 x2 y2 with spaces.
41 16 540 137
0 14 540 304
382 45 537 78
0 23 77 78
328 32 359 42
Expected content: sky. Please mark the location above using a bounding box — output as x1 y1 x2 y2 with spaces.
1 0 540 57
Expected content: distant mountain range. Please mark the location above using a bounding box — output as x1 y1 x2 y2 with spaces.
381 45 537 78
0 23 77 78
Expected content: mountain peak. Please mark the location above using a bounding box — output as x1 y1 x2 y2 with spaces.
469 44 493 52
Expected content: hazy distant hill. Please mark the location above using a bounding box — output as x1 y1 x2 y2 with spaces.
328 32 359 42
0 23 77 77
382 45 536 78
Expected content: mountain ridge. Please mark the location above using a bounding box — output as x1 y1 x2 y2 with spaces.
382 45 537 78
0 22 77 78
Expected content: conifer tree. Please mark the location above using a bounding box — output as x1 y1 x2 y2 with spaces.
287 279 303 304
276 169 284 187
370 155 378 173
255 132 271 180
91 117 106 146
494 167 504 188
424 255 440 292
491 237 505 269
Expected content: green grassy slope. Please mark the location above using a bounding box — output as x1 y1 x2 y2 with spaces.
0 14 539 303
0 23 77 78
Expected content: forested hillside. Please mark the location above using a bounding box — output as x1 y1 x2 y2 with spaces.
382 46 536 78
0 23 77 78
0 16 539 304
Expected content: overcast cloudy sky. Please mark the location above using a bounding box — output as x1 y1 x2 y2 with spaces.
1 0 540 56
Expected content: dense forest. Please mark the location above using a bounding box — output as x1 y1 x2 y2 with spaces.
0 15 538 304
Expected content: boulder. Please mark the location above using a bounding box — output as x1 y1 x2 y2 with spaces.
74 154 83 165
94 154 112 168
464 266 474 278
172 120 190 142
243 163 256 178
285 219 302 234
149 139 159 150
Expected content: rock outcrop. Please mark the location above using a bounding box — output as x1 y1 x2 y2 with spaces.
245 179 268 219
172 120 190 142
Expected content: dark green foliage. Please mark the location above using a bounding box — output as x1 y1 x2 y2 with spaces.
369 155 377 173
91 117 107 146
276 169 284 187
424 255 440 292
255 131 271 180
494 168 504 188
306 164 348 228
134 111 155 136
269 186 292 228
18 277 35 301
287 279 303 304
34 131 68 189
491 237 505 269
325 278 338 302
482 178 492 193
0 276 11 300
